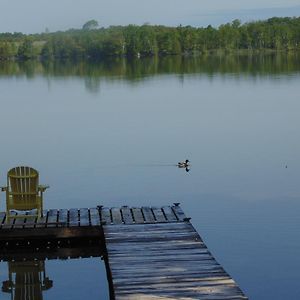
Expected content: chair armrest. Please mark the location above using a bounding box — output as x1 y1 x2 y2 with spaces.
38 185 50 192
1 186 7 192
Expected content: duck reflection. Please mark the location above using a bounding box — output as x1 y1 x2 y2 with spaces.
2 260 52 300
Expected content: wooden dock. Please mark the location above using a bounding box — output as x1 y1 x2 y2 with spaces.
0 205 247 299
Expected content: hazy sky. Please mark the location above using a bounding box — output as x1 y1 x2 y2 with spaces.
1 0 300 33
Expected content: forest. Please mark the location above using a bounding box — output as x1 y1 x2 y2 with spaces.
0 17 300 60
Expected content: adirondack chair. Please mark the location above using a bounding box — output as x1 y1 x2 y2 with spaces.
1 166 49 220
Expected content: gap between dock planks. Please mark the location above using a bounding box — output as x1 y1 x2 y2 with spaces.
104 223 248 300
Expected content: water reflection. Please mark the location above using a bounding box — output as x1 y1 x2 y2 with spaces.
0 240 107 300
0 53 299 300
0 53 300 92
2 261 52 300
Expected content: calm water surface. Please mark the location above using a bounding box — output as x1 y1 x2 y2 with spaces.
0 54 300 299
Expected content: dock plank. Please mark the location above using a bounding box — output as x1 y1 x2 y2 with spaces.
151 207 167 223
79 208 90 226
69 209 79 227
131 207 144 224
35 210 48 228
104 222 247 300
13 213 27 229
90 208 100 226
58 209 68 227
120 206 133 224
111 208 123 224
1 212 17 229
24 212 37 229
47 209 58 228
141 206 155 223
172 204 187 221
162 206 178 222
101 207 112 225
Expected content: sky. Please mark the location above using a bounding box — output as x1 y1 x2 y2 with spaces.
1 0 300 33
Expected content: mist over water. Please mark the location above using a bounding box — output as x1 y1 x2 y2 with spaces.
0 53 300 299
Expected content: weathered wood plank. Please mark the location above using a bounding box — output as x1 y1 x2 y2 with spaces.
120 206 133 224
35 210 48 228
101 207 112 225
79 208 90 226
113 279 240 290
115 291 246 299
111 208 123 224
107 243 208 254
24 212 37 228
105 224 198 240
58 209 68 227
162 206 178 222
47 209 58 228
151 207 167 223
172 204 187 221
105 222 191 233
1 212 17 229
131 207 144 224
89 208 100 226
141 207 155 223
13 213 26 229
113 275 234 286
69 209 79 227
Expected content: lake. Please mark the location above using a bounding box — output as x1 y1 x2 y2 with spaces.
0 53 300 299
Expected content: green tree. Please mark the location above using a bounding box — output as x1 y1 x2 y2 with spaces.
82 20 99 31
124 25 142 57
101 32 125 56
139 25 157 56
0 42 16 59
41 42 53 59
17 39 36 59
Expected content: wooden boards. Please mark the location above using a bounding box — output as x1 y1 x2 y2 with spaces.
0 208 105 242
104 222 248 300
0 205 185 243
0 205 185 230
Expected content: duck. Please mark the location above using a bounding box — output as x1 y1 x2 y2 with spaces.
177 159 190 168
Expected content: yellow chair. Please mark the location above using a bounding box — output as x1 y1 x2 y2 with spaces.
1 166 49 220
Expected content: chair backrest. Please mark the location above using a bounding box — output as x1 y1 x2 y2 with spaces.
7 166 39 208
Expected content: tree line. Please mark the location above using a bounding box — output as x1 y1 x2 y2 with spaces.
0 17 300 60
